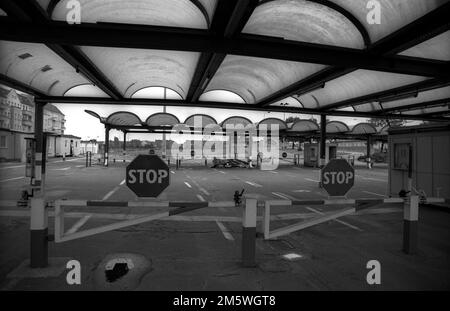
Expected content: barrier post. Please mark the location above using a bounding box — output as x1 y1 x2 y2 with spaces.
242 198 257 267
30 102 48 268
262 201 271 240
403 195 419 254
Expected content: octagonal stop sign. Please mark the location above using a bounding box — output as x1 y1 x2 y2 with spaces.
126 155 169 197
321 159 355 197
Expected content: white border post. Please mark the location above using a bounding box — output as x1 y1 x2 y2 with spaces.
262 201 271 240
242 198 257 267
403 195 419 254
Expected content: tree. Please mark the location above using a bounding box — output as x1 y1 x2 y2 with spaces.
369 118 405 129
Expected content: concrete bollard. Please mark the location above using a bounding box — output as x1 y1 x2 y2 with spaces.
242 198 257 267
403 195 419 254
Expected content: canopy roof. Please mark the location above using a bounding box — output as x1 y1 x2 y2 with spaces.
0 0 449 122
86 110 388 137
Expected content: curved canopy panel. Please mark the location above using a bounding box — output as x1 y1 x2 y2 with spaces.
401 106 450 116
64 84 109 97
326 121 350 133
295 70 428 109
258 118 287 130
221 116 253 128
145 112 180 127
355 86 450 113
243 0 365 49
350 123 377 135
184 114 217 127
0 41 90 96
399 31 450 61
106 111 142 126
271 97 304 108
199 90 245 103
331 0 445 43
288 120 319 132
50 0 211 29
131 86 183 100
84 110 105 123
79 46 199 99
205 55 325 104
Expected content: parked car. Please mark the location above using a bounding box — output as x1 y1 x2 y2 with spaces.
357 152 387 163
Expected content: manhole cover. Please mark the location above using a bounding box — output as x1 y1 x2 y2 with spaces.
94 253 151 290
105 258 135 282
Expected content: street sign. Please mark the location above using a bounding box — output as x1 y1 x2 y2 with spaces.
321 159 354 196
126 154 170 197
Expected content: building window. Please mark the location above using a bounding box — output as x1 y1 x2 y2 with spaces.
0 135 6 148
65 140 67 147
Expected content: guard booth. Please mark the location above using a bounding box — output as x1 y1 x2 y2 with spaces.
303 143 337 167
388 123 450 198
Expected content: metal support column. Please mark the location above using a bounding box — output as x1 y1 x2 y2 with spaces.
366 135 372 169
104 125 110 167
30 102 48 268
320 114 326 168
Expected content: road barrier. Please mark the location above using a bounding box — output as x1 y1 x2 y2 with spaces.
260 196 446 255
16 194 448 270
54 200 234 243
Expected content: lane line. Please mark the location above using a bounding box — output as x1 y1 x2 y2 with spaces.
362 190 386 197
357 175 386 182
200 188 210 196
305 206 362 231
75 165 84 168
245 181 262 188
0 165 25 170
0 176 25 183
292 189 311 193
66 215 92 234
216 221 235 241
119 179 126 185
171 171 175 174
196 194 206 202
272 192 292 200
304 178 319 183
102 186 120 201
50 167 71 171
184 182 192 188
268 171 278 174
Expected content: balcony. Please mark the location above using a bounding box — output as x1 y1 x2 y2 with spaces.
22 119 33 126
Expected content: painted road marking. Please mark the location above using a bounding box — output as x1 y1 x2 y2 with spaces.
120 179 126 185
245 181 262 188
75 165 84 168
0 176 25 183
200 188 210 196
216 221 235 241
272 192 292 200
66 215 92 234
51 167 71 171
196 194 206 202
187 176 211 196
363 190 386 197
305 178 320 183
215 169 226 174
268 171 278 174
287 174 297 178
102 186 120 201
0 165 25 170
305 206 362 231
53 158 84 163
292 189 311 193
171 171 175 174
357 175 386 182
184 182 192 188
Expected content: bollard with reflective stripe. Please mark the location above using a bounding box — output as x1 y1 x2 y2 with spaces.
242 198 257 267
403 195 419 254
30 197 48 267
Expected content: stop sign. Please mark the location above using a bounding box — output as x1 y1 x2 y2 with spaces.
126 155 170 197
321 159 354 196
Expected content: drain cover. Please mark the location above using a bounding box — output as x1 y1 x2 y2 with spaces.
94 253 152 290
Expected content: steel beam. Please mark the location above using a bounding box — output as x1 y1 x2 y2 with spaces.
34 96 450 122
0 19 448 78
